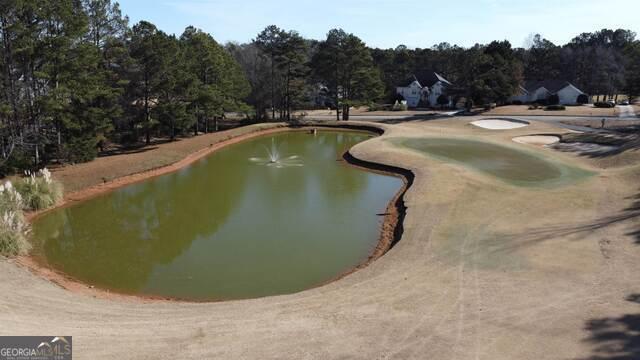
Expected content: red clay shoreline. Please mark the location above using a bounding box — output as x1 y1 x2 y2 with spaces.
15 123 413 303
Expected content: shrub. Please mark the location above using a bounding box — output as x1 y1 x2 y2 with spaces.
0 181 24 214
547 94 560 105
545 105 566 111
61 135 99 163
577 94 589 104
368 103 383 112
0 149 33 177
0 220 30 256
512 100 523 105
392 100 408 111
15 168 63 211
437 94 449 107
0 184 30 256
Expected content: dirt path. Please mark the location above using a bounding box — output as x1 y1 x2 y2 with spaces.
1 118 639 359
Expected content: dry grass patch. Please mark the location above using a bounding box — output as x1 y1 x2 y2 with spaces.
487 105 616 117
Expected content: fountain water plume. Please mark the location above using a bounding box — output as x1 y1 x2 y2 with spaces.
249 138 303 168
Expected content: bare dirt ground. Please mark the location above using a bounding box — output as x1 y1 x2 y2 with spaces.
1 118 639 359
487 104 618 117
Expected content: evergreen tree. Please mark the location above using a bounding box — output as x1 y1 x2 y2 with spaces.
311 29 383 120
154 34 194 141
524 34 561 80
254 25 285 120
128 21 170 144
623 41 640 99
181 27 249 133
275 31 308 121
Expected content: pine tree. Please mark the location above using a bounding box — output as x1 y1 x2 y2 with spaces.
155 34 194 141
276 31 308 121
311 29 383 120
255 25 285 120
128 21 169 144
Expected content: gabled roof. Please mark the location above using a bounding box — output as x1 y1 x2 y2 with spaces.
398 72 452 88
415 72 452 88
523 80 575 94
398 75 421 87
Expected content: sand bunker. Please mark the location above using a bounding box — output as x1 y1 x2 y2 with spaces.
513 135 560 146
471 119 529 130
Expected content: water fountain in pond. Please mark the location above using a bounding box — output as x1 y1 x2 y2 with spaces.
249 138 303 168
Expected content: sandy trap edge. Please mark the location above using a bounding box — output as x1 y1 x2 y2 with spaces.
512 135 561 146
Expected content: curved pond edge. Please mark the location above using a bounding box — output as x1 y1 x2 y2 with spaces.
15 122 414 303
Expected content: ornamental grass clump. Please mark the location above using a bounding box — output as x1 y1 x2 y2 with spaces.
0 181 30 256
0 168 63 256
15 168 63 211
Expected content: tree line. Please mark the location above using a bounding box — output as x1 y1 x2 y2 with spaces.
372 29 640 106
227 27 383 121
230 27 640 118
0 0 249 174
2 1 639 174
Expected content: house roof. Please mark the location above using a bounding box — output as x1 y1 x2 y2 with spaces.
398 72 452 88
523 80 581 94
398 75 421 87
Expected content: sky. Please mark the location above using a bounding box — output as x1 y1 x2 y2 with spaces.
117 0 640 49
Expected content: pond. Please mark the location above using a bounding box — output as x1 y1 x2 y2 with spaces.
32 131 403 301
392 137 592 187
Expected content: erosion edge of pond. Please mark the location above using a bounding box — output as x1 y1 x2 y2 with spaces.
15 122 413 303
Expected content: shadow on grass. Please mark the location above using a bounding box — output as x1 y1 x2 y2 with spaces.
579 295 640 360
99 145 160 157
552 132 640 159
494 191 640 253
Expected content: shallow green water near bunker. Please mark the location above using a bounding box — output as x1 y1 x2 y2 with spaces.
393 137 592 187
33 131 402 300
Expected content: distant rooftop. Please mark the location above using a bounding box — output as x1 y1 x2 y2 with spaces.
523 79 574 93
399 72 452 88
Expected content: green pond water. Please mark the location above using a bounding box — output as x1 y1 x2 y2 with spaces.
33 131 403 301
393 137 592 187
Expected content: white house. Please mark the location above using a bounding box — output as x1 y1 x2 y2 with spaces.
396 72 452 108
509 80 586 105
310 83 333 108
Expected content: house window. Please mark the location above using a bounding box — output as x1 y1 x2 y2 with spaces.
412 90 417 95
